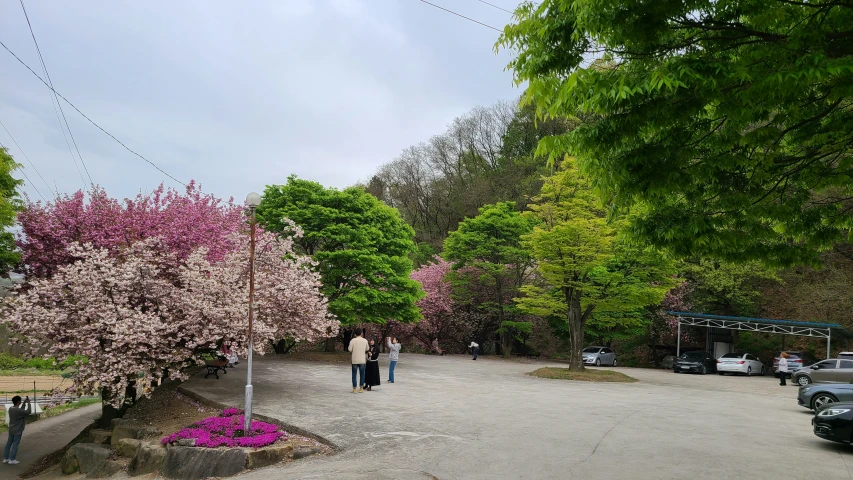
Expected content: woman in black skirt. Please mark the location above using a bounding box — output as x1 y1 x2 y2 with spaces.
365 338 381 391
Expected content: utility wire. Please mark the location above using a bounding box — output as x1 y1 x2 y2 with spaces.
0 40 189 188
475 0 514 14
0 125 48 202
19 0 91 188
418 0 503 32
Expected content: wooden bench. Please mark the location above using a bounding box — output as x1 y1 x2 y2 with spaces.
205 360 228 379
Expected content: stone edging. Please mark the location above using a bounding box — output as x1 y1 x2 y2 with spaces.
176 385 341 452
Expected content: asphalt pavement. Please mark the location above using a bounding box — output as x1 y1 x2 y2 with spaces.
181 355 852 480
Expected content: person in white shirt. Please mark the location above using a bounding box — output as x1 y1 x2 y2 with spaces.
778 351 789 386
469 341 479 360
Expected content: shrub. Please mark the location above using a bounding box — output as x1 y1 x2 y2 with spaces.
0 353 25 369
162 409 286 449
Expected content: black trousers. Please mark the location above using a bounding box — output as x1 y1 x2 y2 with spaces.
779 372 787 386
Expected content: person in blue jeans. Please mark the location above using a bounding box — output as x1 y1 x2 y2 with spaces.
4 395 32 465
348 328 370 393
387 337 401 383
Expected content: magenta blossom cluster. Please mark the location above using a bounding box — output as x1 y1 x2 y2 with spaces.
162 412 286 449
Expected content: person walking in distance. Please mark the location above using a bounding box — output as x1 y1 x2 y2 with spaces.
387 337 401 383
348 328 370 393
778 352 789 386
469 340 479 360
3 395 32 465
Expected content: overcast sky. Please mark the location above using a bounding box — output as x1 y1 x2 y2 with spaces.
0 0 519 204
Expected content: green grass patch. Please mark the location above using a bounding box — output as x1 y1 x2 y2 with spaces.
0 368 67 377
528 367 638 383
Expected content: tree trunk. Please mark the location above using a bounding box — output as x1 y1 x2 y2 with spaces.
566 290 585 371
324 336 337 352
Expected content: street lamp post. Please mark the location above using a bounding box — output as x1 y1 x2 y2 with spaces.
244 192 261 432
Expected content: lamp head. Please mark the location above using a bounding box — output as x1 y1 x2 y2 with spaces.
245 192 261 209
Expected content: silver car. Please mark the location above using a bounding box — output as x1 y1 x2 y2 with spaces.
798 382 853 410
582 346 617 366
792 359 853 386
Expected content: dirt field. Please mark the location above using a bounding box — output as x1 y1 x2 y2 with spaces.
0 375 66 395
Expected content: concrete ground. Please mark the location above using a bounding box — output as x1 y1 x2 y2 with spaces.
181 355 851 480
2 402 101 477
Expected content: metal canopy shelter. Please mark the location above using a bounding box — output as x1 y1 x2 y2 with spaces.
667 311 850 359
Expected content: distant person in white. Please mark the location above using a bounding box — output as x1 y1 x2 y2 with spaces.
778 352 789 386
469 341 479 360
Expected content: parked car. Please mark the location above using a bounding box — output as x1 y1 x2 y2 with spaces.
792 359 853 386
582 346 617 366
772 350 816 378
839 352 853 360
716 353 766 376
674 351 717 375
811 402 853 445
798 382 853 410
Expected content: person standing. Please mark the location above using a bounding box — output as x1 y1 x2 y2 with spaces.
469 340 479 360
3 395 32 465
365 339 381 391
348 328 370 393
387 337 401 383
778 352 789 386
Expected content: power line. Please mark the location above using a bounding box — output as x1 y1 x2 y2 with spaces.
0 123 48 202
475 0 514 14
418 0 503 32
0 40 189 188
19 0 92 188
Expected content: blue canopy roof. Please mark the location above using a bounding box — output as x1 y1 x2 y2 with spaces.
666 311 844 329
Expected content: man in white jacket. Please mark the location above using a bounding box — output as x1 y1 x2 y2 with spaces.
348 328 370 393
469 341 479 360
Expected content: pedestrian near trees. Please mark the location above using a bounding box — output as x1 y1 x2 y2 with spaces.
3 395 32 465
469 341 479 360
349 328 370 393
387 337 401 383
365 339 381 391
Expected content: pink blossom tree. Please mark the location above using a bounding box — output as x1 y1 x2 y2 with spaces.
4 225 337 407
17 182 243 278
406 260 455 353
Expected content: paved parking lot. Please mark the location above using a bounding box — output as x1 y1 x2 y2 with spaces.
184 355 852 480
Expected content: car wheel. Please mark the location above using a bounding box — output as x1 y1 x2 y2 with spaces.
718 372 724 376
812 393 838 410
612 358 617 367
797 376 811 386
595 358 601 366
747 366 752 376
700 365 707 375
760 367 766 376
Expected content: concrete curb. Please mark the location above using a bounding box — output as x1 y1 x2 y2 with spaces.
176 385 341 452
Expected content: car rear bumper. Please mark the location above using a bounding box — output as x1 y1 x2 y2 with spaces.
717 364 746 373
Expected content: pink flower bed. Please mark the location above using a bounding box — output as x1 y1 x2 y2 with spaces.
162 409 286 449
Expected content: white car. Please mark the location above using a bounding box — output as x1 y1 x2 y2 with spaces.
717 353 766 376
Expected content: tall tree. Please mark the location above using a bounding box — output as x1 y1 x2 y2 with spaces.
516 160 675 370
443 202 536 356
257 176 423 349
500 0 853 266
0 147 23 277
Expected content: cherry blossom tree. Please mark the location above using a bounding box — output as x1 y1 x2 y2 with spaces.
407 260 455 352
4 224 337 407
16 182 243 278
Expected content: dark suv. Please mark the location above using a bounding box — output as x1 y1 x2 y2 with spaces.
773 350 816 378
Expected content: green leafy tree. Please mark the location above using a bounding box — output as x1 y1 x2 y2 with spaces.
0 147 22 277
443 202 536 356
257 176 423 349
500 0 853 266
681 259 778 317
516 160 675 370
